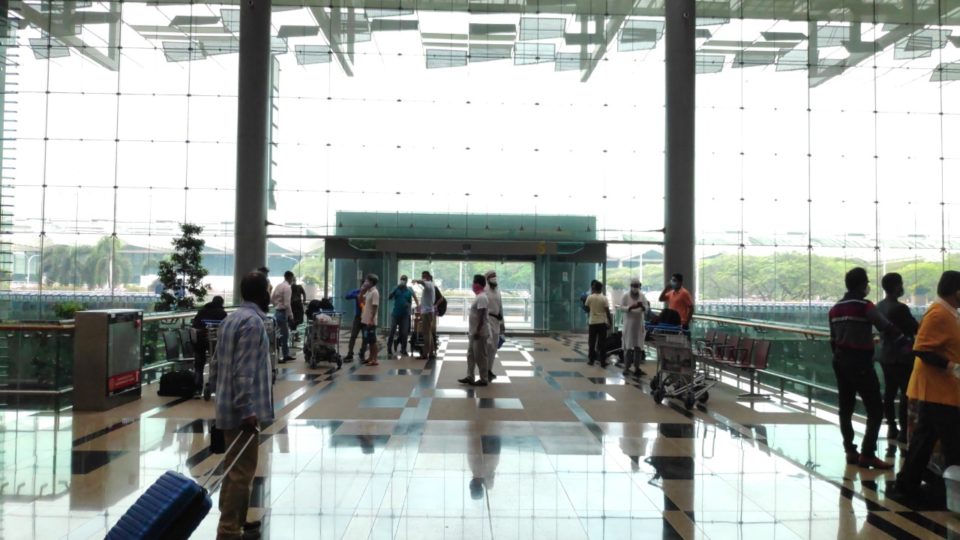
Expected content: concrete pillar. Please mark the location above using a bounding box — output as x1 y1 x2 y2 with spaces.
664 0 696 298
233 0 272 301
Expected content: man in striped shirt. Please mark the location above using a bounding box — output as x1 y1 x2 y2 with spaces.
829 267 904 470
210 271 275 539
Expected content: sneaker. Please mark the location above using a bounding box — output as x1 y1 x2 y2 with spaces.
244 521 262 531
622 370 630 377
488 370 497 381
845 451 860 465
587 361 596 366
458 377 475 385
344 353 354 361
859 455 894 470
400 350 408 356
887 425 900 440
472 380 488 387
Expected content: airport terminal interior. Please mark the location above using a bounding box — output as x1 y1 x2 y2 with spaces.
4 0 960 538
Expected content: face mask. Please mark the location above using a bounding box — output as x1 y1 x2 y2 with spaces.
399 280 407 287
488 278 498 287
669 280 679 289
473 284 484 295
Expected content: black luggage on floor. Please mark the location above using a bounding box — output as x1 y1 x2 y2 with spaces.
605 331 624 361
158 370 196 398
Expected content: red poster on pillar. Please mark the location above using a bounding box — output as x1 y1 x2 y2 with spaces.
108 370 141 394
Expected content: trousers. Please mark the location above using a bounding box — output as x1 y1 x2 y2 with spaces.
833 357 883 456
216 429 259 539
467 335 490 382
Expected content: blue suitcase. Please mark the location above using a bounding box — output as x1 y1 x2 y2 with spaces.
107 432 255 539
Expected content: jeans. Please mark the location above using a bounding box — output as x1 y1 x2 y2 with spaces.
274 309 291 359
897 401 960 495
387 313 411 354
882 363 912 430
347 316 367 357
588 323 607 363
833 357 883 456
217 429 259 539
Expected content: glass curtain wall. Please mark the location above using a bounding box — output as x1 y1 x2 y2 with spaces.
695 4 960 326
10 1 240 318
266 5 667 243
8 0 667 320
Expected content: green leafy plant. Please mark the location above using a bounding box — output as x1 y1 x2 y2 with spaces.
155 223 210 311
53 301 85 320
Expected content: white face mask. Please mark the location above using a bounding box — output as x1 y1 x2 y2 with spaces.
400 280 407 286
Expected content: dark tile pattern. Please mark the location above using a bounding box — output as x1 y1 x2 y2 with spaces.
71 450 126 474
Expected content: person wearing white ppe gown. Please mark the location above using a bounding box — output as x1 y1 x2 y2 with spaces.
620 278 650 378
484 270 505 381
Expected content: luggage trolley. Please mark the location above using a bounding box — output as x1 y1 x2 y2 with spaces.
306 311 343 370
648 331 716 409
201 320 223 401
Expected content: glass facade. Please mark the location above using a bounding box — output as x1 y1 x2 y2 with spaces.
4 1 960 324
696 10 960 326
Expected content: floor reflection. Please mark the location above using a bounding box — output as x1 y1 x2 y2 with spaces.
2 335 960 539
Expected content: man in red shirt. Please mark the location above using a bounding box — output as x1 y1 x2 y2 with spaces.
659 273 694 330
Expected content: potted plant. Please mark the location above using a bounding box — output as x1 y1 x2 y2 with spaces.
155 223 210 311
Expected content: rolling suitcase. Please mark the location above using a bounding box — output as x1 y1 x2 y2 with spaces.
605 330 624 362
106 431 256 539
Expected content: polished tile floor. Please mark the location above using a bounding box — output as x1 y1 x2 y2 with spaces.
2 334 959 539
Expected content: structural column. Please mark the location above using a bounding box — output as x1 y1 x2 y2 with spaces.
233 0 272 300
664 0 696 298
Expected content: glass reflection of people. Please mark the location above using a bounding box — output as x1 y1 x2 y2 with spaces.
895 271 960 502
468 437 500 500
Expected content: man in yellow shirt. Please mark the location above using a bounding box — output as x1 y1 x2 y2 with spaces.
584 280 613 367
894 271 960 501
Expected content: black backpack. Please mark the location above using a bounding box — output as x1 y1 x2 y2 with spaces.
436 288 448 317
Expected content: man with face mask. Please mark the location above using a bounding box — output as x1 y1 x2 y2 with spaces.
484 270 504 381
828 267 904 469
620 278 650 378
876 272 920 443
658 273 694 331
209 271 273 539
459 274 490 386
387 275 419 357
895 271 960 501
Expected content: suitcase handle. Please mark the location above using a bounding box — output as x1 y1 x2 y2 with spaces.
198 430 258 493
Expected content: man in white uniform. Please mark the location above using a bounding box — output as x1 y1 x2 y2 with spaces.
619 277 649 378
484 270 504 381
459 274 490 386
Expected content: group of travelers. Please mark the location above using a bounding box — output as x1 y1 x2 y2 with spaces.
581 272 694 375
457 270 505 386
829 267 960 503
196 260 960 538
